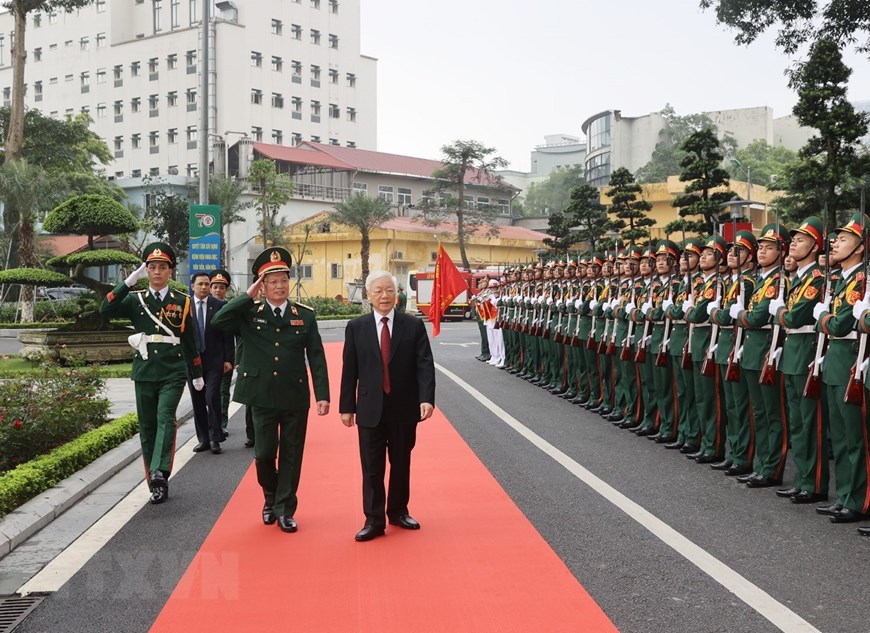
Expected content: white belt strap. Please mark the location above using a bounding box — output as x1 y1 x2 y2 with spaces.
145 334 181 344
830 332 858 340
136 292 180 343
785 325 815 334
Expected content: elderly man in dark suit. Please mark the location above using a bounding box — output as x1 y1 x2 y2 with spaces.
340 270 436 542
188 272 235 454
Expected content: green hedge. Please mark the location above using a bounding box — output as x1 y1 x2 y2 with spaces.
305 296 364 316
0 413 139 518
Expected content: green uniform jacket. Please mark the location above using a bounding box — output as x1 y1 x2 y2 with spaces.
774 263 824 376
686 272 718 358
211 295 330 410
737 267 783 372
577 280 596 339
712 272 756 365
650 275 679 350
612 278 631 346
817 267 863 386
100 282 202 382
667 272 701 358
396 291 407 313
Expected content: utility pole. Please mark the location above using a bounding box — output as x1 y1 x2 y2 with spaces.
198 0 210 205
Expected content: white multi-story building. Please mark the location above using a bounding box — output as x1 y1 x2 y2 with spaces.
497 133 587 201
0 0 377 180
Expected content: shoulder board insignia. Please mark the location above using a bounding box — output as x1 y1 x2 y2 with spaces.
858 272 865 281
805 286 819 300
293 302 314 311
848 290 862 305
704 287 715 299
765 285 777 298
812 269 822 278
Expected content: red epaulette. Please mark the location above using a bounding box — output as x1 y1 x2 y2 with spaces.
858 272 865 281
812 269 823 278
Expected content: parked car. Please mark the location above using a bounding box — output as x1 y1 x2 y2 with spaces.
36 286 92 302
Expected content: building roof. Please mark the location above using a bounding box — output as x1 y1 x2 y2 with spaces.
380 217 549 241
253 143 355 171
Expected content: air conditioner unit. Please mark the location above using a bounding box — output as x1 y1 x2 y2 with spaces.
393 251 404 260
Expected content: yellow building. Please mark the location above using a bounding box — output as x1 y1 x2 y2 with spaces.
285 211 549 299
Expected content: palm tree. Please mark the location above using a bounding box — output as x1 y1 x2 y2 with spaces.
0 160 61 321
328 193 393 299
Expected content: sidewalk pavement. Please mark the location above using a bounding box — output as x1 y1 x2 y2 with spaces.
0 318 350 562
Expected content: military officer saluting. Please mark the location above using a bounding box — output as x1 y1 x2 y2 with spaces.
100 243 204 504
211 247 330 533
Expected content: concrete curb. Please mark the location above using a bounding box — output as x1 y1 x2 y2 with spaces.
0 401 194 559
0 321 349 339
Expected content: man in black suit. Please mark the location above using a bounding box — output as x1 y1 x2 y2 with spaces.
340 270 435 542
188 272 234 454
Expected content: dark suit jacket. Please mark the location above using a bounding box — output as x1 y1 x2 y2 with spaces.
339 311 435 428
191 295 234 373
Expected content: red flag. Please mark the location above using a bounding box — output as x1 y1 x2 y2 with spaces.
428 243 467 337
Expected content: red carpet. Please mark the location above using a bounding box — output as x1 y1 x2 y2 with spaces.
151 343 617 632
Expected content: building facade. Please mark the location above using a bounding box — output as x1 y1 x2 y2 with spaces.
498 133 586 201
0 0 377 179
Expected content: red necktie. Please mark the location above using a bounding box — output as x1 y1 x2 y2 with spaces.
380 316 391 394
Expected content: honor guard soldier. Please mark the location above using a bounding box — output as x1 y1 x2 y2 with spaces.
613 247 644 426
731 223 790 488
471 276 492 362
625 245 659 431
211 247 330 532
208 270 235 439
768 217 829 504
814 213 870 524
100 242 203 504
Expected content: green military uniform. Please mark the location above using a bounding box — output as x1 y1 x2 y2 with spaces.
592 256 617 413
710 230 757 473
211 247 330 524
582 255 605 407
99 242 203 504
471 282 491 362
772 217 828 500
646 241 681 438
396 287 407 313
734 223 790 486
614 249 644 425
817 213 870 519
570 259 592 404
628 247 659 430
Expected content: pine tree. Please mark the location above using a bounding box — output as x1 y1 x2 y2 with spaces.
564 183 610 251
605 168 655 244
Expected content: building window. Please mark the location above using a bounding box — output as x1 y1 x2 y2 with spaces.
113 136 123 151
149 167 160 176
186 125 197 142
271 56 283 72
477 196 490 208
131 61 140 77
310 29 320 45
311 100 320 121
310 0 320 8
398 187 412 205
291 132 302 145
167 53 178 69
64 74 73 82
186 49 196 70
291 60 302 83
271 92 284 108
251 126 263 141
347 141 356 148
330 263 341 279
329 138 339 146
186 164 197 178
33 13 42 27
186 88 196 104
329 0 338 13
96 33 106 48
378 185 394 203
167 91 178 106
310 65 320 87
272 129 283 144
497 199 511 214
271 18 282 35
132 133 141 149
170 0 180 28
311 135 321 143
96 0 106 11
33 81 43 101
346 107 356 122
149 93 159 111
131 97 141 112
48 12 58 25
251 51 262 68
346 73 356 88
113 65 123 81
149 57 159 75
149 131 159 147
80 72 90 91
329 103 339 118
251 89 262 105
290 265 313 280
189 0 197 24
153 0 162 32
96 68 106 83
329 34 338 49
64 40 73 49
80 37 89 51
168 128 178 144
49 77 57 85
291 24 302 40
329 68 338 84
33 47 42 62
291 96 302 117
113 100 123 115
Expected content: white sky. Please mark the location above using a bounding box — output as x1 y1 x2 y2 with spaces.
359 0 870 172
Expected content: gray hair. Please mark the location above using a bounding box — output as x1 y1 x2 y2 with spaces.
365 270 397 292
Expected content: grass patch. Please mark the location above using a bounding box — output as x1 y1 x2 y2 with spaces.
0 412 139 518
0 358 132 378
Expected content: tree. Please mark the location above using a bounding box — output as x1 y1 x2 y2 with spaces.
143 178 191 265
422 140 509 270
699 0 870 57
328 193 394 300
775 38 870 227
207 174 254 265
542 212 579 253
605 168 656 243
521 165 585 216
247 158 293 248
564 184 610 252
669 128 735 235
726 139 800 187
3 0 95 163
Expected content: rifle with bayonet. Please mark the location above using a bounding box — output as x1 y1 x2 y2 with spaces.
656 269 675 368
635 245 654 364
553 280 567 343
845 189 868 404
726 209 745 383
804 203 831 399
681 231 695 370
760 205 785 385
621 253 638 361
701 227 723 377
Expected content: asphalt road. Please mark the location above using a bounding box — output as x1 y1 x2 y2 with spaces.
12 320 870 633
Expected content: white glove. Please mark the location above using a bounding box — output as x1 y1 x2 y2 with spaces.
661 298 674 311
768 297 785 316
706 299 721 316
681 296 694 314
574 299 582 310
624 301 636 313
860 357 869 374
555 299 563 307
641 302 651 315
812 300 830 321
537 295 545 304
852 298 870 321
771 347 782 365
125 262 147 287
546 296 553 305
192 377 205 391
590 299 598 310
728 301 743 320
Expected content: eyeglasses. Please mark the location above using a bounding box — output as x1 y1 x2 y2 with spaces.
369 288 396 296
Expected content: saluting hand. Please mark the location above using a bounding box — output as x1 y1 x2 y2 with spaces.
246 273 265 299
420 403 434 421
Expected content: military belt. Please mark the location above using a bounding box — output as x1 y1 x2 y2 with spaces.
785 326 815 334
145 334 181 345
693 323 711 328
829 332 858 340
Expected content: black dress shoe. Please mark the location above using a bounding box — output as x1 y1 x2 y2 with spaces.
791 491 828 504
619 420 639 429
679 444 700 454
192 442 210 453
746 475 781 488
598 407 612 416
635 427 656 437
723 464 752 476
858 526 870 536
278 516 298 532
654 435 677 444
150 487 168 504
244 439 255 448
776 487 801 498
606 412 623 422
830 508 866 523
222 429 229 439
354 524 385 541
646 432 662 441
262 504 277 525
664 440 684 449
695 454 719 464
710 460 733 470
735 472 758 483
210 441 222 454
687 450 705 459
388 515 421 530
816 503 844 516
